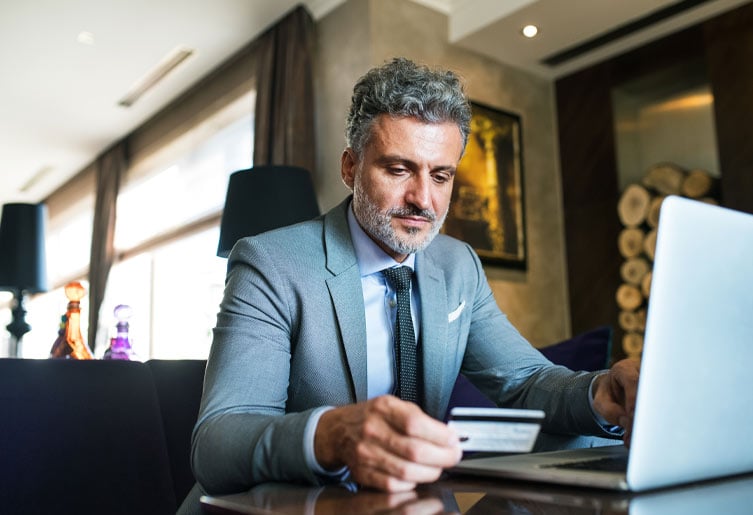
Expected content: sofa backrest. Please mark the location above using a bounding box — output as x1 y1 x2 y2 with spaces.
0 358 177 515
146 359 206 506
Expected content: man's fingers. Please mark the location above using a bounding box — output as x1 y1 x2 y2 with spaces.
350 465 417 492
381 423 462 468
377 396 461 447
618 358 640 414
593 358 641 436
592 375 625 424
623 422 633 448
360 396 461 467
348 405 460 483
373 440 450 481
316 395 462 491
350 453 448 491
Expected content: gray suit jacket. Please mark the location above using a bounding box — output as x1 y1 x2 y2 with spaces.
192 198 608 493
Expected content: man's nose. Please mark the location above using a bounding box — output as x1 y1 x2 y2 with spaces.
405 173 431 210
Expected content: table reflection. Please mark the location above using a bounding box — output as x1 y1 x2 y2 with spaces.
201 473 753 515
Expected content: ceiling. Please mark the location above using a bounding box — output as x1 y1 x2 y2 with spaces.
0 0 749 210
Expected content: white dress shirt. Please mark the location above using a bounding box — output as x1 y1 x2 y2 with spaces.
346 203 420 398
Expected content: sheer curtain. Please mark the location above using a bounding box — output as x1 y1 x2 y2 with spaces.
88 140 127 353
252 5 315 172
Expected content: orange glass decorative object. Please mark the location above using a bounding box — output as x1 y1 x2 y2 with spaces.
49 281 93 360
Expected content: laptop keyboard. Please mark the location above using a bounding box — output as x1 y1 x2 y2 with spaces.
541 455 628 473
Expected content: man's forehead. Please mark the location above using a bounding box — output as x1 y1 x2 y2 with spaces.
363 116 463 161
370 115 462 141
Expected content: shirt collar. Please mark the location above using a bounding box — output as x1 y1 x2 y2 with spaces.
347 200 416 278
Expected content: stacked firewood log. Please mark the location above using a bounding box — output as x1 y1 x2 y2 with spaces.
616 162 719 357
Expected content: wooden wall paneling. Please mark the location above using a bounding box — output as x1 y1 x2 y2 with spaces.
556 64 625 362
609 24 704 85
704 2 753 214
557 5 752 362
555 24 706 362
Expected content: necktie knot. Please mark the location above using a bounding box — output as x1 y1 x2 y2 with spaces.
383 266 413 293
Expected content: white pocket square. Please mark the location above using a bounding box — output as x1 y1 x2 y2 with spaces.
448 301 466 323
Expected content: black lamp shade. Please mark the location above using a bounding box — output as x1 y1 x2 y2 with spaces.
0 203 49 293
217 166 320 257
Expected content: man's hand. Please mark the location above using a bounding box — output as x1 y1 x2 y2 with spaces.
592 358 641 446
314 395 462 492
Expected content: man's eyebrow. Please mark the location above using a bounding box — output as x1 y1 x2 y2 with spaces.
374 154 416 167
375 154 457 174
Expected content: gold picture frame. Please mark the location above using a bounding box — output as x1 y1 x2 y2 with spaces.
443 101 527 268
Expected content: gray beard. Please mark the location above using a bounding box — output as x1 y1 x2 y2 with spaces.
352 186 447 256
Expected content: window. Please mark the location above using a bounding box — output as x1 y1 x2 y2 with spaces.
19 95 252 360
46 199 94 287
101 109 253 358
99 228 227 359
115 111 253 252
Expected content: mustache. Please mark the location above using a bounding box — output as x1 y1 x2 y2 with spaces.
388 205 437 222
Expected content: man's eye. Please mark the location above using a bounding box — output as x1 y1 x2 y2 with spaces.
388 167 408 175
433 174 451 184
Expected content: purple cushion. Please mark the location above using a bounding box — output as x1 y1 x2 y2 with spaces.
445 326 612 419
538 325 612 372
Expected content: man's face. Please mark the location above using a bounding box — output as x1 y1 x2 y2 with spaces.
341 115 464 262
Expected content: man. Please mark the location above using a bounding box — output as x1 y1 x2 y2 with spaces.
191 57 639 495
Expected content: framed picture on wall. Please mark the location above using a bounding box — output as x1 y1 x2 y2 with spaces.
442 101 527 268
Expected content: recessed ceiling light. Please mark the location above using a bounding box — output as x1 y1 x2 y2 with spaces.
521 25 539 38
77 31 95 45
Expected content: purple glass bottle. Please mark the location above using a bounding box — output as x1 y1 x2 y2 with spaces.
103 304 139 361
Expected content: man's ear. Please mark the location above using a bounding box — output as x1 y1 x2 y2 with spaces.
341 148 357 190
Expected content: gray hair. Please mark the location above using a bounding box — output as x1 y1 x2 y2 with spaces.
345 57 471 157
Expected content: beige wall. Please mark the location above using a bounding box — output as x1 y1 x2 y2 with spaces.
314 0 571 346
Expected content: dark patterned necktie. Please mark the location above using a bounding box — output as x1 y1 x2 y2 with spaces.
383 266 419 403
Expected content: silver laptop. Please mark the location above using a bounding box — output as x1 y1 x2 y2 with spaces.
452 196 753 491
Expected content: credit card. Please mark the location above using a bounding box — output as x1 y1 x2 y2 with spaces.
448 407 545 453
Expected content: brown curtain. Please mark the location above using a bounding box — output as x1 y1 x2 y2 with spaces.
88 140 127 353
252 5 316 172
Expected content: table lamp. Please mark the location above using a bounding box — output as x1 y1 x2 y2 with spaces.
0 203 49 357
217 165 320 257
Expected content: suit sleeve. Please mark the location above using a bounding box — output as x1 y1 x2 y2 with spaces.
190 237 324 494
458 244 611 436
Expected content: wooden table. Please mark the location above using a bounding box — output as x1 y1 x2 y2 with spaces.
200 471 753 514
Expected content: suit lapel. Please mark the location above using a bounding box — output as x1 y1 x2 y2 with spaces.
324 200 368 402
416 251 450 418
320 200 455 412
